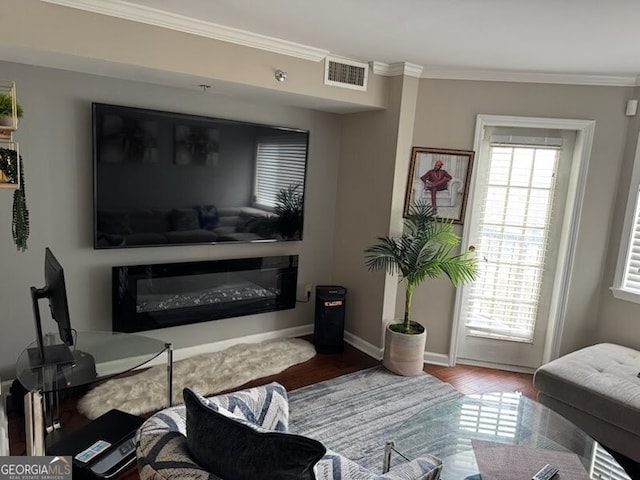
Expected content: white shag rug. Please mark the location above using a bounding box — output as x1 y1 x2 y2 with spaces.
77 337 316 420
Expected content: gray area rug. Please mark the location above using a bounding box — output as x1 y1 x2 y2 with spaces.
288 366 461 472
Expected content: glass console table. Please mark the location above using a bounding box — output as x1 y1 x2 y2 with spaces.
385 392 630 480
16 331 172 432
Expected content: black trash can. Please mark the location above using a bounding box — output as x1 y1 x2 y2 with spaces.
314 285 346 354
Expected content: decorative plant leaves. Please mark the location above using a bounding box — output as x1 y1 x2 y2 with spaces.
0 147 29 251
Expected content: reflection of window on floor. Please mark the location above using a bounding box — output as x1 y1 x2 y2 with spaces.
447 392 631 480
590 443 631 480
447 392 523 473
459 392 521 439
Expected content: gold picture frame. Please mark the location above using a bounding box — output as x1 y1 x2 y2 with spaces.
404 147 474 223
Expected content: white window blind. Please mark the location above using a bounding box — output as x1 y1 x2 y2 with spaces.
620 187 640 293
612 132 640 304
254 135 307 208
464 140 559 342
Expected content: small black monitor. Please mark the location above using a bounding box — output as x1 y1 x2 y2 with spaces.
28 248 75 368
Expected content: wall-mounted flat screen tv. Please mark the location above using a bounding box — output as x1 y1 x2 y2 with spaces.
93 103 309 249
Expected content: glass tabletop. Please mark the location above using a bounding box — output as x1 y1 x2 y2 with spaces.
391 392 630 480
16 330 170 394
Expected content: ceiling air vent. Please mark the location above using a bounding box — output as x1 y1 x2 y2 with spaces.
324 57 369 91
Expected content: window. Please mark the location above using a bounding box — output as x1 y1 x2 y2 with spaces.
612 132 640 304
253 134 307 208
464 137 560 342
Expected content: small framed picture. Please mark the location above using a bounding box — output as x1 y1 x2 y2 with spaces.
404 147 474 223
174 125 220 166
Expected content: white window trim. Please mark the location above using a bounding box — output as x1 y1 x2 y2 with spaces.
611 132 640 304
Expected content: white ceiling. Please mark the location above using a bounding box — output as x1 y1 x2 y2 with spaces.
92 0 640 81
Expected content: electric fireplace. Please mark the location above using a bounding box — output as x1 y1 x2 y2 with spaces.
112 255 298 332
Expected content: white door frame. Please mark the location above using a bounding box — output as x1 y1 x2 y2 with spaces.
448 114 596 368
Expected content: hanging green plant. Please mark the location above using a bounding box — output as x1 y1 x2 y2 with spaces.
0 147 29 251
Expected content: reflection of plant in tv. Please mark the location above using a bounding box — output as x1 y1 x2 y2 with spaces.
245 184 303 240
275 184 303 240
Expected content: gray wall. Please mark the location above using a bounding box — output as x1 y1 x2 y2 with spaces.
2 63 639 380
597 85 640 348
333 76 419 349
0 60 341 379
408 79 633 356
331 77 638 360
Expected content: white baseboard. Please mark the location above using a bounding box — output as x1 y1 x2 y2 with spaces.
423 352 451 366
98 324 315 376
136 327 443 370
456 358 536 374
6 326 453 400
169 324 314 362
344 331 383 360
343 330 453 367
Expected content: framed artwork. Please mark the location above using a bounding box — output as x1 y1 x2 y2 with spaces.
174 125 220 166
97 114 159 164
404 147 474 223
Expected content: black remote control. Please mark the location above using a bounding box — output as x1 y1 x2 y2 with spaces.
532 463 559 480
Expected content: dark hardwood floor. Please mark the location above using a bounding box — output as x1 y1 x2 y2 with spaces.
7 340 535 479
424 362 536 399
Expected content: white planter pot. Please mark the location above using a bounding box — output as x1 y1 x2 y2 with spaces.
382 322 427 376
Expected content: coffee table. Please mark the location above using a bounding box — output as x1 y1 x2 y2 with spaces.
385 392 630 479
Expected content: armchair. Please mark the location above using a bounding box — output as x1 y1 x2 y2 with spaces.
413 177 462 208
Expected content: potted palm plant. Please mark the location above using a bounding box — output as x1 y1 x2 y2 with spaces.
0 93 23 127
365 201 477 375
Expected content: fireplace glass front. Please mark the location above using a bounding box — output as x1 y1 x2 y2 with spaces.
112 255 298 332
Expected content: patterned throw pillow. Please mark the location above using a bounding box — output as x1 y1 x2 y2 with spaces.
183 388 326 480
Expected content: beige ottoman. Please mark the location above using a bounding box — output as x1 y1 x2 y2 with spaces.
533 343 640 462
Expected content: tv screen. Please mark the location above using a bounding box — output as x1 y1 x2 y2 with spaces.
92 103 309 249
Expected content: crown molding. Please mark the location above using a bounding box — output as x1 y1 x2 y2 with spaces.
371 62 423 78
38 0 640 87
421 66 639 87
40 0 329 61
